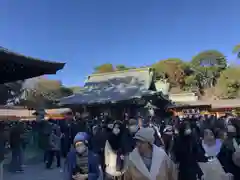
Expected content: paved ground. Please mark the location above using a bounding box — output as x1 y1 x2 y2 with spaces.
4 163 64 180
3 148 64 180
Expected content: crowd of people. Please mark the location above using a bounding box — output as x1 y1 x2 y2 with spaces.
86 114 240 180
0 113 240 180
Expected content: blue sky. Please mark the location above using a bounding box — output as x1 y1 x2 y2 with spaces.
0 0 240 86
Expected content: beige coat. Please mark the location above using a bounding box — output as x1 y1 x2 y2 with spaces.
124 145 177 180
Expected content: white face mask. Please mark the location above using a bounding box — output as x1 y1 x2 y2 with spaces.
113 127 120 135
129 126 137 133
184 129 192 135
196 122 200 127
107 124 113 129
76 144 86 154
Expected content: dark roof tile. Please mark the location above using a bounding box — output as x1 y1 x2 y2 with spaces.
60 68 155 105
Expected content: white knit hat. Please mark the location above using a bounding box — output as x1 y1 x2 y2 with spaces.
134 127 155 144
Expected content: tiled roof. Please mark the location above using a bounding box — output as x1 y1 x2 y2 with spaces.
0 46 65 83
60 68 156 105
170 99 240 109
210 99 240 108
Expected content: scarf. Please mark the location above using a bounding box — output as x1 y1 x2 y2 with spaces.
74 150 88 174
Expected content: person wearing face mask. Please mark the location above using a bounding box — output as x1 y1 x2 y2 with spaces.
200 129 222 159
184 128 192 135
64 132 102 180
172 122 203 180
104 121 128 179
195 128 234 180
128 124 138 134
128 119 139 134
218 124 240 180
112 125 120 135
124 119 138 153
124 127 177 180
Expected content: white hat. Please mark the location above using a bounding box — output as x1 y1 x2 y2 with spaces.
134 127 155 144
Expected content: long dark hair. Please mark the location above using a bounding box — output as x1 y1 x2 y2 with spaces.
108 121 124 151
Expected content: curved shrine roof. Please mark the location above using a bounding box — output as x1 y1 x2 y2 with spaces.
0 47 65 83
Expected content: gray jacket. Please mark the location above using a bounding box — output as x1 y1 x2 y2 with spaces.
49 133 61 151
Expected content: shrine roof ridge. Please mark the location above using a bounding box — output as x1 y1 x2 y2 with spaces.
88 67 152 78
0 46 66 68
